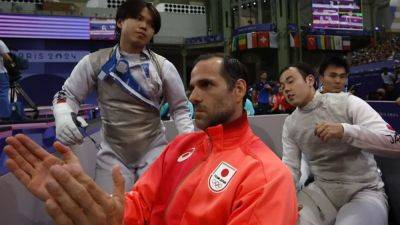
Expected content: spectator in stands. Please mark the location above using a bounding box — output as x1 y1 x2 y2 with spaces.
396 96 400 106
385 85 398 101
376 88 387 100
244 98 255 116
271 84 294 114
381 67 396 87
279 62 400 225
247 85 258 108
367 89 385 101
379 67 399 101
255 71 272 114
0 39 13 120
318 56 349 93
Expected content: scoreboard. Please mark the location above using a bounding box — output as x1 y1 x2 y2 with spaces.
312 0 363 30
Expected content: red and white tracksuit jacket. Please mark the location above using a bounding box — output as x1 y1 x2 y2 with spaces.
124 114 298 225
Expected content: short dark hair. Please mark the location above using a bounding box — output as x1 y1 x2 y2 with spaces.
318 56 349 76
115 0 161 41
280 62 317 89
193 53 248 105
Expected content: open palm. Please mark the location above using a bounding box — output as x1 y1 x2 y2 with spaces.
3 134 76 201
28 155 61 201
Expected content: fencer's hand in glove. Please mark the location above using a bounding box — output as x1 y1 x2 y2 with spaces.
53 103 85 146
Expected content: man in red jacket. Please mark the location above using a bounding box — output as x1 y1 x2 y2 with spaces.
4 53 298 225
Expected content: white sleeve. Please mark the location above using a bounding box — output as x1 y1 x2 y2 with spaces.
341 95 400 157
53 55 96 113
281 119 302 188
162 60 194 134
0 40 10 55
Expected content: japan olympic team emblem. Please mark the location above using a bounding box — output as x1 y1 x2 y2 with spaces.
208 162 237 193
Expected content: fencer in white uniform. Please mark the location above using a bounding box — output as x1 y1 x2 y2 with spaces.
279 63 400 225
52 0 193 193
299 56 351 189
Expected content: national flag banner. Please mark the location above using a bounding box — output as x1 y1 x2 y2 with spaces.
252 32 258 48
306 35 317 50
324 35 331 50
247 33 253 49
316 35 322 50
238 34 247 50
334 36 343 50
231 36 238 52
294 32 300 47
320 35 326 50
247 32 258 49
330 36 335 50
257 31 269 47
342 36 351 50
269 31 278 48
290 32 300 48
290 32 295 47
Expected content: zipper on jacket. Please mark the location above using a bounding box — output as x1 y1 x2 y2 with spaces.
163 137 213 221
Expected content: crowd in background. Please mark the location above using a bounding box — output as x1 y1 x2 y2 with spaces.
246 71 295 115
366 66 400 101
351 34 400 66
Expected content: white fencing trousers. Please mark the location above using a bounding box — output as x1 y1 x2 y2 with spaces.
94 135 168 194
298 182 388 225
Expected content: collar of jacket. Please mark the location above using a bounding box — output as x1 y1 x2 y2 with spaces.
299 91 323 113
115 45 150 61
203 112 253 151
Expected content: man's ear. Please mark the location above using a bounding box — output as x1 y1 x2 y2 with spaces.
306 75 315 87
234 79 247 102
117 19 123 30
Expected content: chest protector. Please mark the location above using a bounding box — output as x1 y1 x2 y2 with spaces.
88 47 167 164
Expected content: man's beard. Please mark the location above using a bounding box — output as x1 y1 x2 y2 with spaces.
199 106 236 129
